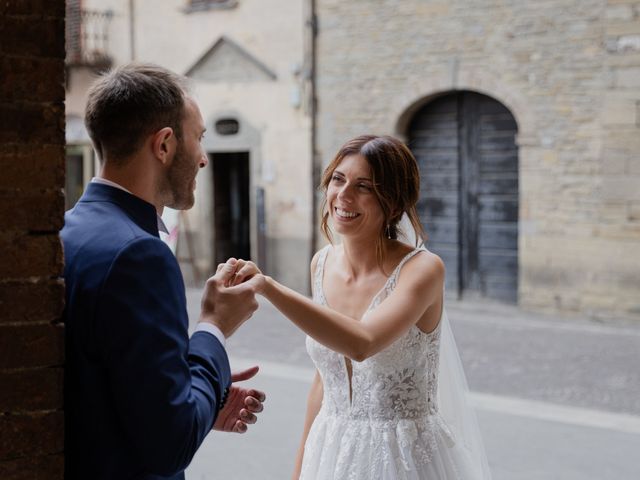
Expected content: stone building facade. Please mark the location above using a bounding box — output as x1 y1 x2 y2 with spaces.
0 0 66 478
63 0 640 319
66 0 313 289
313 0 640 320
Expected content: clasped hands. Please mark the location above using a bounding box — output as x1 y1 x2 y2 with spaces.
207 258 265 434
219 257 264 289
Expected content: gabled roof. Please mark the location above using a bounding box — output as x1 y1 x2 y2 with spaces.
185 35 277 83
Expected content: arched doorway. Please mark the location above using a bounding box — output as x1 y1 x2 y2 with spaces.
408 91 519 303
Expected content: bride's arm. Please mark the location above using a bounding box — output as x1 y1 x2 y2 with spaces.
291 371 323 479
261 251 444 362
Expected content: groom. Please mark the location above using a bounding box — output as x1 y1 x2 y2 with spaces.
62 63 264 479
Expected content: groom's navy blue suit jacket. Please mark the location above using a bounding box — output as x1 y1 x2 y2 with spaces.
62 183 231 480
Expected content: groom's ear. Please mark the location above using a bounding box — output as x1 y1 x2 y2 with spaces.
151 127 177 166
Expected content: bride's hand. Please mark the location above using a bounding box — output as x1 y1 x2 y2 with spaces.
216 258 263 288
231 259 261 286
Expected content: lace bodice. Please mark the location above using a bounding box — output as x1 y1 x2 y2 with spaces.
306 245 442 421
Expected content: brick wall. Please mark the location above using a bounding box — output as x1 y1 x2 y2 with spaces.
0 1 66 478
315 0 640 321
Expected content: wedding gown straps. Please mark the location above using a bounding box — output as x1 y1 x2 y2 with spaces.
300 245 490 479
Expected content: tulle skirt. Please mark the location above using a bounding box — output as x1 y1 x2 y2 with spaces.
300 411 484 480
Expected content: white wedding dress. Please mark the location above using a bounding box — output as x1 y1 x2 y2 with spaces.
300 245 491 479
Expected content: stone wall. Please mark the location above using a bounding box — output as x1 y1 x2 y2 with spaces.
315 0 640 320
0 0 66 477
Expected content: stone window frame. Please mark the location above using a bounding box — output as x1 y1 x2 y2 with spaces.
183 0 238 13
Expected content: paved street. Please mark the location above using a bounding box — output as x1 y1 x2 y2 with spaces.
184 289 640 479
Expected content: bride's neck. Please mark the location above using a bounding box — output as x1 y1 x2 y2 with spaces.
339 237 382 279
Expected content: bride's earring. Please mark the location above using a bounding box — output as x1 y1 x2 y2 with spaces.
385 224 391 239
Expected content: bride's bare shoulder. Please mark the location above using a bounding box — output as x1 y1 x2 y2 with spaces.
310 244 335 276
399 248 445 287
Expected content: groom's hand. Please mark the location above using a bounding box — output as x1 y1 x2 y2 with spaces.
213 365 266 434
199 258 259 338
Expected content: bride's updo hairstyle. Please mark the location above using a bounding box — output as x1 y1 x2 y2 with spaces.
320 135 425 267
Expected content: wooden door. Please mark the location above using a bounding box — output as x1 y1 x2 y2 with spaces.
408 92 519 303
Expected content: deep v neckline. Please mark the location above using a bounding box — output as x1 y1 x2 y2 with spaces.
315 245 422 407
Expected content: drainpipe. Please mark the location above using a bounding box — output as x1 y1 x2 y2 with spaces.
129 0 136 60
309 0 319 284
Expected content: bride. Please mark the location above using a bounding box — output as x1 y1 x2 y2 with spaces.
231 135 491 479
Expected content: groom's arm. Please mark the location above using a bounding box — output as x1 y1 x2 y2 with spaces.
95 237 232 476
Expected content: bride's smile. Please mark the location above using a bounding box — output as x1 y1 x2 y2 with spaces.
334 207 360 219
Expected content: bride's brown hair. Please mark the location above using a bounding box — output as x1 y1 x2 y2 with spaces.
320 135 425 268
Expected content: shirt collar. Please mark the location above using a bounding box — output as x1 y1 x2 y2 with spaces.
91 177 169 234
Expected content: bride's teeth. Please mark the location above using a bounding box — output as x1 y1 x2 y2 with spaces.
336 208 358 218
